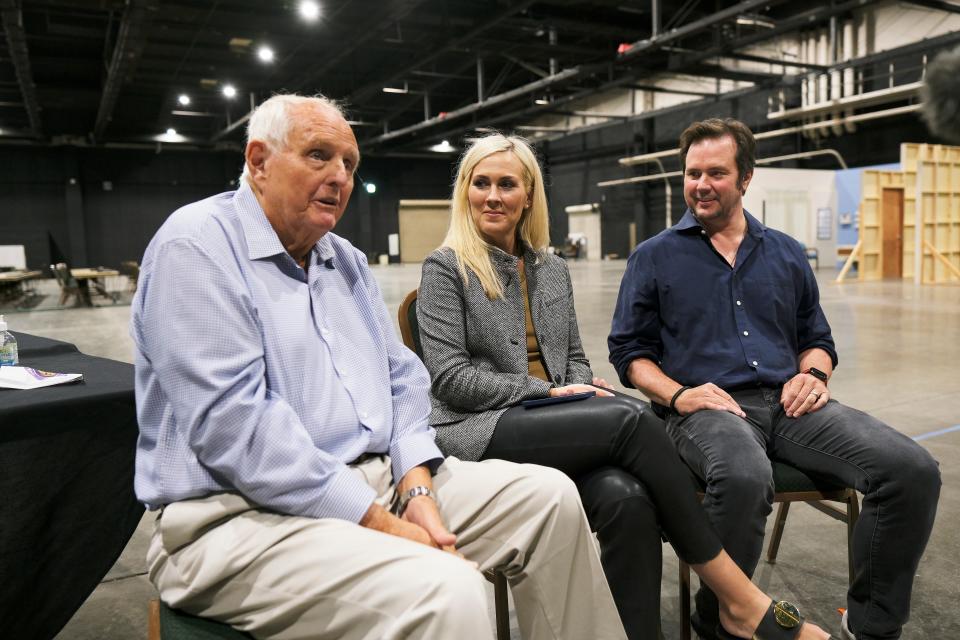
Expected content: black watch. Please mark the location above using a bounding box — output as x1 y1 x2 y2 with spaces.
804 367 828 382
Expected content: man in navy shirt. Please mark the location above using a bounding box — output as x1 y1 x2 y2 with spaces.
609 118 940 640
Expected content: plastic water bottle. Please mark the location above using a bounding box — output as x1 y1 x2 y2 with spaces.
0 315 17 366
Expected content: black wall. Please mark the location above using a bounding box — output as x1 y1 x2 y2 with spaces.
0 145 453 270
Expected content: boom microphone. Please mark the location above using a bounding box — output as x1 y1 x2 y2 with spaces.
921 46 960 143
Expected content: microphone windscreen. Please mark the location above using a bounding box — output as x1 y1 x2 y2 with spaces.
922 47 960 143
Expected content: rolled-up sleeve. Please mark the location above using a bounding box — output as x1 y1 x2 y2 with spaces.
794 255 838 367
608 245 663 388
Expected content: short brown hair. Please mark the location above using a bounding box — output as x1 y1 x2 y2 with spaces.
679 118 756 187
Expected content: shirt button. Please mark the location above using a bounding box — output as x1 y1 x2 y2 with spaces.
736 300 742 306
700 229 706 235
360 411 368 419
752 360 758 366
743 330 749 336
321 327 330 335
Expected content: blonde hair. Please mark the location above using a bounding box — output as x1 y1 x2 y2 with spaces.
442 133 550 299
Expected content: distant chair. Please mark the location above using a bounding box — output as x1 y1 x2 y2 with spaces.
120 260 140 292
50 263 81 306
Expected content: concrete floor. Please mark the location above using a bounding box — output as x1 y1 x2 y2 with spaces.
7 261 959 639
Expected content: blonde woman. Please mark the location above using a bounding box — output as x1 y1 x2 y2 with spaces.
416 133 830 640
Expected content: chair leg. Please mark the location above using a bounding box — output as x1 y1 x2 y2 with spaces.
766 501 791 564
846 491 860 586
493 570 510 640
679 560 691 640
148 598 160 640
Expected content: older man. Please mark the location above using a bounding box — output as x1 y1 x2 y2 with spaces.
132 94 624 640
608 118 940 640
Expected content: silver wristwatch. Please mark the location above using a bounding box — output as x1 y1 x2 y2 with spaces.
398 485 434 514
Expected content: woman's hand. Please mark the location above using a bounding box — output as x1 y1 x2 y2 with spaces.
591 376 615 390
549 383 613 398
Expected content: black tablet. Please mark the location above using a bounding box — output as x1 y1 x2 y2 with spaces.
520 390 596 409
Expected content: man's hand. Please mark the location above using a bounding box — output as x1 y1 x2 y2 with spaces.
400 495 471 561
674 383 746 418
550 383 613 397
359 503 435 547
780 372 829 418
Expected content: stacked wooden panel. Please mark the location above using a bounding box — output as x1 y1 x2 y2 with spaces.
855 143 960 282
902 143 960 283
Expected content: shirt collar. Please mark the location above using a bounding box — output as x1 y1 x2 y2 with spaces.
234 180 337 267
674 207 767 240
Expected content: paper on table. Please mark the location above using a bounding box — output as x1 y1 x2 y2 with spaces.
0 366 83 390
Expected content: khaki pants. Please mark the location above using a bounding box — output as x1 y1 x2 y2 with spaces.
148 456 625 640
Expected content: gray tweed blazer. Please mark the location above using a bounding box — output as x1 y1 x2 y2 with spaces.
417 245 593 461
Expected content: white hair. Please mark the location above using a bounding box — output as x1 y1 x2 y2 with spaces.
241 93 347 180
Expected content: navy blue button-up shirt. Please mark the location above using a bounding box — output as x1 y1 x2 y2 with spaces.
608 209 837 391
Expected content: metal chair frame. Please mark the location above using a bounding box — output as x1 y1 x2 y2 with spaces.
677 468 860 640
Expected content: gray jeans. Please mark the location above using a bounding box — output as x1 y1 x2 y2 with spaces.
665 386 940 640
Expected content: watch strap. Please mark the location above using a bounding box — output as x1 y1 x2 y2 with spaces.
398 485 433 514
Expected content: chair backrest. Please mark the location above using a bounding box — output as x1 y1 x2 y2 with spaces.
54 263 78 288
50 264 63 286
397 289 424 360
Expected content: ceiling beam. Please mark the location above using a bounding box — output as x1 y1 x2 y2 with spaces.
0 0 42 136
346 0 539 105
721 51 829 71
93 0 158 142
901 0 960 12
617 0 792 61
289 0 432 94
673 62 780 85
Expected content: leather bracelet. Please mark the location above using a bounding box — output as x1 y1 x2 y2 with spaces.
670 386 692 413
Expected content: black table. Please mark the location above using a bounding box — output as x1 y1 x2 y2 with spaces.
0 332 144 640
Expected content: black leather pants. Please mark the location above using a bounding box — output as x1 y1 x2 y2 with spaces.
485 394 723 640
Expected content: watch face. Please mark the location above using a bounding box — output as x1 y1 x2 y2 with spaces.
773 601 801 629
806 367 828 381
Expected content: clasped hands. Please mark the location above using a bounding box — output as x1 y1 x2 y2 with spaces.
359 478 477 569
673 372 828 419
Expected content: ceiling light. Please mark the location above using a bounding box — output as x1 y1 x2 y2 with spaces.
299 0 320 21
382 84 409 94
257 45 274 63
535 97 550 105
430 140 455 153
177 94 191 106
166 128 177 136
222 84 237 99
365 182 377 194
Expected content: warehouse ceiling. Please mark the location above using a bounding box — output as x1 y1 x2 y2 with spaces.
0 0 953 155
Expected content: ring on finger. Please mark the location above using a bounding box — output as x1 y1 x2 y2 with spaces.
809 391 821 400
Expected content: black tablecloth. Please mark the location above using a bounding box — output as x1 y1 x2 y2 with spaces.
0 332 144 640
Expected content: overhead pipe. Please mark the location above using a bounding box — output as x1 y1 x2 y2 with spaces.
613 103 923 177
477 57 485 103
367 68 581 145
842 19 856 133
599 148 848 189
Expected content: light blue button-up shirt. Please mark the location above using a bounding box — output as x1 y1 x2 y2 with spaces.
131 181 442 523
